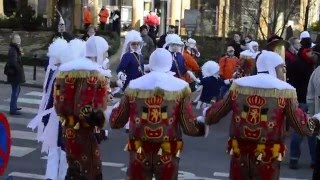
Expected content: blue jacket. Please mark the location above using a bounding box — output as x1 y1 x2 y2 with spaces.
199 76 225 103
117 52 144 90
170 52 187 78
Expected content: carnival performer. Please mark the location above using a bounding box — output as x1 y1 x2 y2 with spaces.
164 34 198 83
117 30 145 91
195 61 232 109
54 36 109 179
109 48 205 179
28 38 70 180
0 113 11 176
204 50 319 180
236 41 259 78
183 38 201 92
116 30 145 132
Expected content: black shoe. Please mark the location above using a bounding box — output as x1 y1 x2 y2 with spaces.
310 163 315 169
9 111 22 115
289 159 299 169
16 107 22 110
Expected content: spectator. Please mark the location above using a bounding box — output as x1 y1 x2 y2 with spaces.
53 17 74 42
287 31 318 169
110 7 121 35
83 6 92 30
285 37 300 83
144 11 160 45
241 34 253 50
157 25 176 48
82 25 96 41
228 33 242 58
140 25 155 64
4 33 25 115
98 6 109 31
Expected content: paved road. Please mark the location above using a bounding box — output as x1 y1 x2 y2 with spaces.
0 84 314 180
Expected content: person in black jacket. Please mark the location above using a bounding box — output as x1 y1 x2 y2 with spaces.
156 25 175 48
287 35 318 169
5 34 25 115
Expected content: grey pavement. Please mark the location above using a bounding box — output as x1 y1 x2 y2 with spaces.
0 84 314 180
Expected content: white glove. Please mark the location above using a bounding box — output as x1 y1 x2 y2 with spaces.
117 71 127 81
144 64 150 72
224 79 233 85
196 116 205 123
187 70 198 81
116 79 124 88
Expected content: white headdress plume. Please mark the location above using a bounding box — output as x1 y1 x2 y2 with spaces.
121 30 143 59
69 39 86 60
256 50 283 77
149 48 172 72
86 36 109 65
201 60 220 78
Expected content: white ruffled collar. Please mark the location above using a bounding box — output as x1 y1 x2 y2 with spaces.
59 57 101 72
234 73 295 90
128 71 188 91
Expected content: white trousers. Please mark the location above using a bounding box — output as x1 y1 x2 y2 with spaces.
45 147 68 180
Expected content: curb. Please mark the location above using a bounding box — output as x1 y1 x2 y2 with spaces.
0 80 42 89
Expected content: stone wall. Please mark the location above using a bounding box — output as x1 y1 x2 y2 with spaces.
0 29 55 58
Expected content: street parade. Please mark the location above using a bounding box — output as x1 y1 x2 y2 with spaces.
1 0 320 180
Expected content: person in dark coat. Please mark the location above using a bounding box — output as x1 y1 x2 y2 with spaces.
110 8 121 35
52 17 74 42
156 25 175 48
287 33 318 169
5 34 25 115
228 33 242 58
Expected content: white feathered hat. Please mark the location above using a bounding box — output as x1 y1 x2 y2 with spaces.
86 36 109 65
185 38 197 48
256 50 283 77
201 60 220 78
149 48 172 72
47 38 69 65
121 30 143 58
163 34 184 48
69 39 86 59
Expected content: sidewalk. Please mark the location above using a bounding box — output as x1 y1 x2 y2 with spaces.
0 46 122 88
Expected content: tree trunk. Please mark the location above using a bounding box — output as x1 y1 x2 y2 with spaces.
255 0 263 39
57 0 74 33
304 0 311 30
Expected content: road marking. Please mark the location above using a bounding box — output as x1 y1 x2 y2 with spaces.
102 162 126 167
0 105 39 114
15 98 42 105
213 172 308 180
25 91 43 97
42 157 126 168
8 172 45 179
213 172 229 177
11 130 37 141
10 145 36 157
8 117 31 126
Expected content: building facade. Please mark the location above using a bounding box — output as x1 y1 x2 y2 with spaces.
0 0 319 38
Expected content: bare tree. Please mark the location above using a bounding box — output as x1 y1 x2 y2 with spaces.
242 0 297 40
